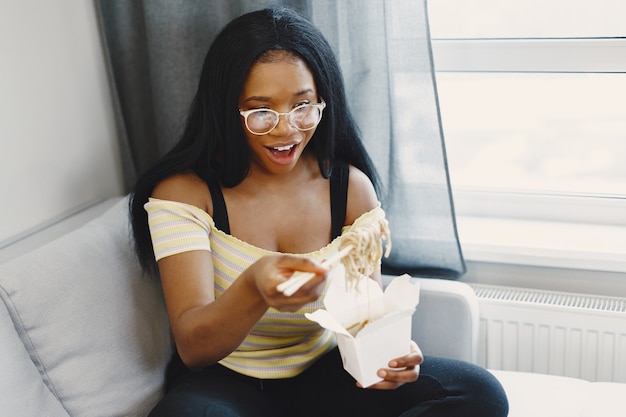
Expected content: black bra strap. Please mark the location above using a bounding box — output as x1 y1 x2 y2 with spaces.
207 180 230 234
330 161 349 240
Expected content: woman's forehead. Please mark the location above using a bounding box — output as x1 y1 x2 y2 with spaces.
241 55 316 103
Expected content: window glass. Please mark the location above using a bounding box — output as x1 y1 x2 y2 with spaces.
429 2 626 200
437 72 626 197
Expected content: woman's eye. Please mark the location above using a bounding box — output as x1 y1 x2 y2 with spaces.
291 103 311 115
253 109 272 117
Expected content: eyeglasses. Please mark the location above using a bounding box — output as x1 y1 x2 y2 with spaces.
239 101 326 135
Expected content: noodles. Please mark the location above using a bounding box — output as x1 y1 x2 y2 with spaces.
339 218 391 290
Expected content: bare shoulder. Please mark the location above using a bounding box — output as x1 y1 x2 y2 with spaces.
345 165 379 225
152 171 212 214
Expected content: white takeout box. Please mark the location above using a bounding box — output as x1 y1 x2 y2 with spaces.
305 268 420 387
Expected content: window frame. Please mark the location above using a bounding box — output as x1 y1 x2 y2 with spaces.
431 38 626 73
429 36 626 276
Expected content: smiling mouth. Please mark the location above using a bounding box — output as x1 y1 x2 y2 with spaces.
266 143 298 161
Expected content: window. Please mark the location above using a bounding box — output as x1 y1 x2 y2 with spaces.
427 0 626 276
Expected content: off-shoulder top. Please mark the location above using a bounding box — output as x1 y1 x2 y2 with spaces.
144 172 385 379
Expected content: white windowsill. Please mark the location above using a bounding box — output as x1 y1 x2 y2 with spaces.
456 216 626 298
457 216 626 274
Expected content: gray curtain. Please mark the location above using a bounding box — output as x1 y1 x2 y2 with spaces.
96 0 465 278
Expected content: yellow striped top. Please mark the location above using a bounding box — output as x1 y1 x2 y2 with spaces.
144 197 385 379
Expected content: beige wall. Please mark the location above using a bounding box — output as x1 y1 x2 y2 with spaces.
0 1 123 244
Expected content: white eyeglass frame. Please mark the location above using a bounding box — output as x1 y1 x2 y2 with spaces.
239 101 326 135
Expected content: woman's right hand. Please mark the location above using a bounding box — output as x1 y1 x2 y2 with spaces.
247 254 330 311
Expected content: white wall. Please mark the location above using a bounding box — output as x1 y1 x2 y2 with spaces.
0 1 123 244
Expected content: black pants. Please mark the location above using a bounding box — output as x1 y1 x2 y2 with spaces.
148 348 508 417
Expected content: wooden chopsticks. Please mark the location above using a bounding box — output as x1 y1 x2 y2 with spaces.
276 245 353 297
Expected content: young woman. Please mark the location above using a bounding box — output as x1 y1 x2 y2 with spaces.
130 6 508 417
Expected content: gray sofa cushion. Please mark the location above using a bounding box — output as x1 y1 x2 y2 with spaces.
0 300 70 417
0 198 171 417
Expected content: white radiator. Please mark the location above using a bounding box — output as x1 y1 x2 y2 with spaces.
470 284 626 383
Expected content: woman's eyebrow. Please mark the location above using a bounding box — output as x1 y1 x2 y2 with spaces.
294 88 314 96
243 89 315 104
243 95 271 104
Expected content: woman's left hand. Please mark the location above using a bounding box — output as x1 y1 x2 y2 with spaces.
360 341 423 390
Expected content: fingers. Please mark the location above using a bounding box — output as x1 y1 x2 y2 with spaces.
277 255 329 292
254 255 330 311
388 340 423 368
273 278 325 309
360 363 421 390
361 341 423 390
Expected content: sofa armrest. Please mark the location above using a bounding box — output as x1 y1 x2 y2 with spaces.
382 275 479 364
0 197 171 417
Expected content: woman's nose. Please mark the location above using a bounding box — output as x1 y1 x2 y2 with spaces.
271 113 296 135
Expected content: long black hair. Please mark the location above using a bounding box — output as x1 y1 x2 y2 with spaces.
130 6 380 275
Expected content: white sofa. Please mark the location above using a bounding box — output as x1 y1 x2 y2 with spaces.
1 196 624 416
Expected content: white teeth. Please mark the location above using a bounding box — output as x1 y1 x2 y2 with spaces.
273 145 294 151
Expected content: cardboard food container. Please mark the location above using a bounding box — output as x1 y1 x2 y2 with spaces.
305 267 420 387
